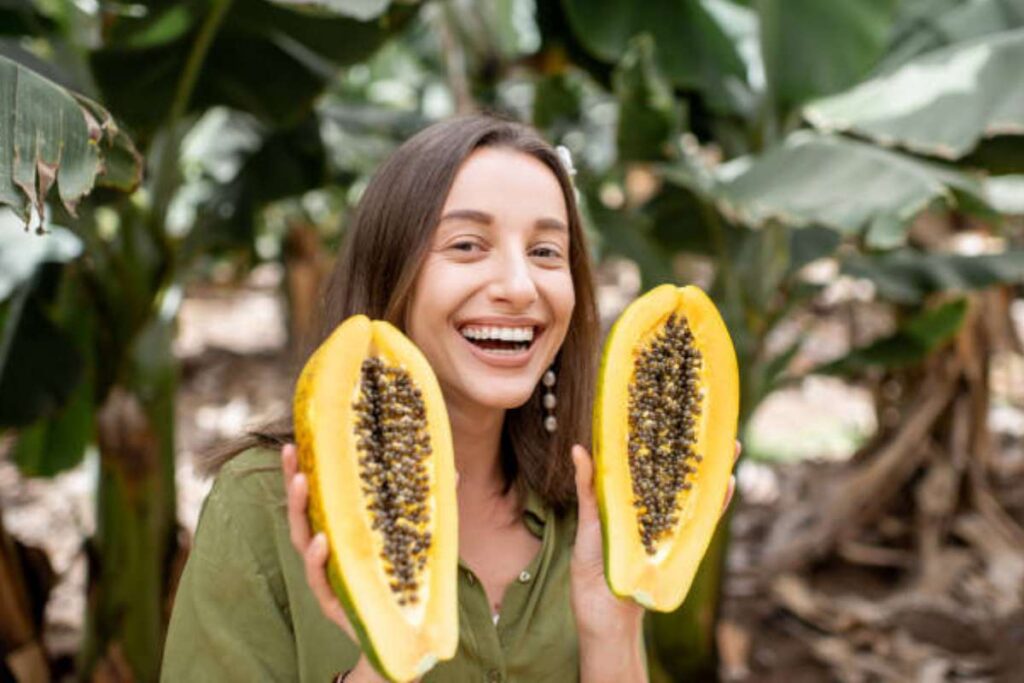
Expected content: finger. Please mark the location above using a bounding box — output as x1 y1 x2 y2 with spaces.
282 444 307 552
281 443 298 482
305 533 355 638
721 474 736 515
734 440 742 465
287 471 311 552
571 445 599 528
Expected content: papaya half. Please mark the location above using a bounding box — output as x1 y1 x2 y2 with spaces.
594 284 739 611
293 315 458 682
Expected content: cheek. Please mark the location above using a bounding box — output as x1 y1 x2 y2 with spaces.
406 260 471 342
543 271 576 331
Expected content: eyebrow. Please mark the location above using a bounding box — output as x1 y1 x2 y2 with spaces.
439 208 567 233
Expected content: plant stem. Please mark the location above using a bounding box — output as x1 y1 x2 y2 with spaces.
700 198 744 320
169 0 234 126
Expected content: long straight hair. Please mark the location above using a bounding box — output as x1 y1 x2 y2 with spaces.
201 112 599 511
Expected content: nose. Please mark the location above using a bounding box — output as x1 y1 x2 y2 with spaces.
487 250 538 309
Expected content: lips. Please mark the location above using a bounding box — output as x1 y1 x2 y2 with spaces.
454 323 543 368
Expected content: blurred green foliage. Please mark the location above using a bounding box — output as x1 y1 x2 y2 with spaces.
2 0 1024 679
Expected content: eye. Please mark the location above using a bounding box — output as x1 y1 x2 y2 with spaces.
531 245 563 259
450 240 482 253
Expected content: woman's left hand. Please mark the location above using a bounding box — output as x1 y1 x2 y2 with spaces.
568 440 742 641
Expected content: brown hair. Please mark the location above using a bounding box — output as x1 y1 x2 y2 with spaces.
200 112 599 511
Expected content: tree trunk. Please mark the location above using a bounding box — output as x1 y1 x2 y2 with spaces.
80 377 177 682
284 219 329 356
648 511 732 680
0 514 51 682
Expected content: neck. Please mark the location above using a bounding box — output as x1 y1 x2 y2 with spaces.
444 394 506 498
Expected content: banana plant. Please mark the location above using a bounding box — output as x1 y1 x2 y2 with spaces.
0 1 413 679
532 0 1024 677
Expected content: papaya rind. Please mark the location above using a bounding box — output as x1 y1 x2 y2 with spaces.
293 315 457 682
593 284 739 612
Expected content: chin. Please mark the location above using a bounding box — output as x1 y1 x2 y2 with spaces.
469 385 537 410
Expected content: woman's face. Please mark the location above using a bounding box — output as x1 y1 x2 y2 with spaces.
406 146 575 413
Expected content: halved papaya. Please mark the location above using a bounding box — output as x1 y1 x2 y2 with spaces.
293 315 458 682
594 284 739 611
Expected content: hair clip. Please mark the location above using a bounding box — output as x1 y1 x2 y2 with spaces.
555 145 577 178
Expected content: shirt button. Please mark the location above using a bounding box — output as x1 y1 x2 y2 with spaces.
486 669 502 683
518 570 531 583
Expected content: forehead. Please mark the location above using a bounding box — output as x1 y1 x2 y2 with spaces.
440 147 569 225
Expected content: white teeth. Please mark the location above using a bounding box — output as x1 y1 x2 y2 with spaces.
460 325 535 342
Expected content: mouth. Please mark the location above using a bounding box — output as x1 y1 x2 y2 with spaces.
456 323 543 359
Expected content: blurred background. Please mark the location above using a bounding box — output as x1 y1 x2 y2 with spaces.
1 0 1023 680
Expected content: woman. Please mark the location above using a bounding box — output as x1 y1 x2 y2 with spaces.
162 113 736 682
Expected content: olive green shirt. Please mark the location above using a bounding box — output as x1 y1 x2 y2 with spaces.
161 448 580 682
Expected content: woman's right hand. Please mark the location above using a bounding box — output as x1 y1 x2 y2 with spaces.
281 444 389 683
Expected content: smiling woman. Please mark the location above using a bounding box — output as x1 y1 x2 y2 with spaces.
160 113 655 683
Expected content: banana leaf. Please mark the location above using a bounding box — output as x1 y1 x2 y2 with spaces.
806 29 1024 164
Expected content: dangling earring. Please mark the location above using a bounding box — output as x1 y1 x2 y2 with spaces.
542 366 557 433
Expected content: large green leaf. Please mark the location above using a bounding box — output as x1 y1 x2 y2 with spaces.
759 0 899 114
0 208 81 301
986 175 1024 214
787 224 842 274
703 0 762 102
478 0 542 60
0 270 83 429
711 131 990 247
91 0 414 141
438 0 540 72
317 99 427 177
11 268 95 477
0 209 86 430
805 29 1024 162
652 159 842 269
172 108 328 257
0 55 143 224
559 0 749 113
842 248 1024 304
614 34 686 162
272 0 395 21
820 298 967 374
880 0 1024 71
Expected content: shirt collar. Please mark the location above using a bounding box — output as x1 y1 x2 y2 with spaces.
522 483 549 539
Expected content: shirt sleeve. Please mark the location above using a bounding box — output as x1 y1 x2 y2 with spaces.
161 473 297 682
